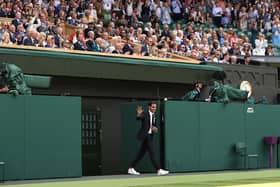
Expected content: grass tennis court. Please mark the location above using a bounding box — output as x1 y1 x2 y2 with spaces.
2 170 280 187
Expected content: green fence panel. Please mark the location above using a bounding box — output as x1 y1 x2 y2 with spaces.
164 102 246 172
121 102 161 173
0 95 25 180
164 101 200 172
245 104 280 169
199 103 246 171
24 96 82 179
0 95 81 180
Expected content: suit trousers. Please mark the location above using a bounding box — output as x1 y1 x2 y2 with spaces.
130 134 160 170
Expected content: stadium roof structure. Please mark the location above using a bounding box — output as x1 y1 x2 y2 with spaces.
248 56 280 67
0 45 223 84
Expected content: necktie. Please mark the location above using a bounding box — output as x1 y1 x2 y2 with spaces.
152 114 155 126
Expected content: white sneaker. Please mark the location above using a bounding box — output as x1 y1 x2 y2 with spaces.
128 168 140 175
157 169 169 176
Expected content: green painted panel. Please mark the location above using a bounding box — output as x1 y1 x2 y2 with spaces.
121 102 161 173
0 95 25 180
199 103 246 170
24 96 82 179
245 104 280 169
0 95 81 180
164 101 200 172
24 75 51 88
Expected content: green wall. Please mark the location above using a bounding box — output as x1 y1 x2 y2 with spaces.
0 95 82 180
164 101 280 172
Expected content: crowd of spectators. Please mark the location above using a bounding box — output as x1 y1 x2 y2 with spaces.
0 0 280 65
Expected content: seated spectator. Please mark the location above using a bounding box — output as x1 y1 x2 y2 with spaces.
112 42 124 54
15 24 25 44
105 36 119 53
221 40 230 54
45 35 57 48
241 43 252 56
158 48 169 58
132 45 143 56
73 31 87 50
230 55 238 64
244 54 251 65
221 53 231 64
199 49 211 63
189 45 200 59
12 12 22 28
84 10 94 24
211 50 222 63
62 40 73 50
86 31 96 51
54 26 65 48
265 45 275 56
37 13 49 33
67 11 80 26
144 22 154 36
210 40 220 55
37 32 47 47
228 42 241 55
94 37 103 52
100 32 110 51
150 46 159 57
8 24 16 43
1 31 13 44
141 37 153 56
23 28 38 46
122 37 134 55
253 33 268 56
87 3 98 22
177 44 187 57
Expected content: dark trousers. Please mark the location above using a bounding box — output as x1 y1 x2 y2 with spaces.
130 134 160 170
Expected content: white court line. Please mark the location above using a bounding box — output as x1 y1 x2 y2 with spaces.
221 182 280 187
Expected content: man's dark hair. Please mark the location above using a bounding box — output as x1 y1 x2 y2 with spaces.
212 71 226 81
148 101 157 106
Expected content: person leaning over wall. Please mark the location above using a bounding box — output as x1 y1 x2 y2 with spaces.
0 63 31 96
181 81 211 102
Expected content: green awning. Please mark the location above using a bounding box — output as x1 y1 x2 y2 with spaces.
0 47 223 84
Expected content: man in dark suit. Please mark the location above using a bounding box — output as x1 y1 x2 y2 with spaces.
128 101 169 176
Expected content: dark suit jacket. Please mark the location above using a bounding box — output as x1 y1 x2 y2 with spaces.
74 41 87 51
112 50 123 54
136 111 156 141
141 44 150 56
123 44 134 55
23 37 37 46
11 19 21 28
